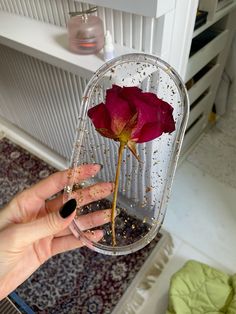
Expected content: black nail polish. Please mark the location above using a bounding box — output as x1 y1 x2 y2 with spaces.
59 199 77 218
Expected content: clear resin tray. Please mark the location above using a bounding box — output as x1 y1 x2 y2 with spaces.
64 53 189 255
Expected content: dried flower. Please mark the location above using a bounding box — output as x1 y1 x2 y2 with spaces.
88 84 175 245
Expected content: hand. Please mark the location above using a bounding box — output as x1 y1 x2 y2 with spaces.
0 164 113 300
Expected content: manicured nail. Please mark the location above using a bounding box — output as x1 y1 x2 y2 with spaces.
59 199 77 218
109 182 115 192
115 208 121 216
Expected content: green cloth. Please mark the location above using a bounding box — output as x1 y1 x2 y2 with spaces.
166 260 236 314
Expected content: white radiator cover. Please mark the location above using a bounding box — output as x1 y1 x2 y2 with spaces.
0 0 169 160
0 44 88 159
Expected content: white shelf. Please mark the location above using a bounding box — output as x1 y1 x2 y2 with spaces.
77 0 175 18
193 0 236 38
186 29 229 82
0 11 135 79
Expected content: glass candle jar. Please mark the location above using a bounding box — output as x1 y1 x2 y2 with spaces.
64 53 189 255
68 7 104 54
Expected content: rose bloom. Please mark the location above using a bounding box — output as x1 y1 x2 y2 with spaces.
88 84 175 150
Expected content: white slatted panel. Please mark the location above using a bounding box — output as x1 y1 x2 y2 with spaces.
0 0 171 160
0 0 166 55
0 44 88 159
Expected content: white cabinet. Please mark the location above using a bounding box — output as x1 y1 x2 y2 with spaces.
182 0 236 154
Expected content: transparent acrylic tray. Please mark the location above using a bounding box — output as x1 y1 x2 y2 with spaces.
63 53 189 255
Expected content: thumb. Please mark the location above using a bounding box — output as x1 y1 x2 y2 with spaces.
17 199 77 246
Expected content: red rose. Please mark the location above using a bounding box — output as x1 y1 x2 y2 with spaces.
88 84 175 147
88 84 175 246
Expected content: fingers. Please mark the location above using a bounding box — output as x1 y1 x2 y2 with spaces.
77 209 112 231
29 164 101 202
1 164 102 225
56 209 112 237
51 230 104 256
10 199 77 247
74 182 114 207
46 181 114 213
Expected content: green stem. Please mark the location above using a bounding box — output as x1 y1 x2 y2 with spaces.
111 141 126 247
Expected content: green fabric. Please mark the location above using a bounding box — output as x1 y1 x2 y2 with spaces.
166 260 236 314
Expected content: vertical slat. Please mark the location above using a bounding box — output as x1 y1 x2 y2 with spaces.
27 57 51 147
14 0 23 15
152 16 164 55
62 71 77 128
44 0 55 24
54 67 74 145
36 60 62 150
159 10 175 59
50 0 61 26
104 8 114 37
33 0 44 21
122 12 133 47
0 47 23 127
68 0 77 13
142 16 155 53
28 0 38 20
11 50 43 140
113 10 123 45
3 0 11 12
45 64 70 157
23 0 33 19
132 15 143 50
6 1 15 13
19 0 30 18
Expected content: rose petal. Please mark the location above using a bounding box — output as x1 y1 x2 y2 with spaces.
105 86 135 135
88 104 116 139
136 122 164 143
131 94 175 140
88 85 175 145
121 86 142 98
158 102 175 133
88 103 111 130
96 128 117 139
129 96 160 138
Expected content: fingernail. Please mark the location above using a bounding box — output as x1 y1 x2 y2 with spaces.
59 199 77 218
96 163 103 170
109 182 115 192
115 208 121 216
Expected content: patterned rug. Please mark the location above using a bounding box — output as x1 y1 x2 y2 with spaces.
0 137 169 314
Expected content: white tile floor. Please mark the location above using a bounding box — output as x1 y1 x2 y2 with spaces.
139 106 236 313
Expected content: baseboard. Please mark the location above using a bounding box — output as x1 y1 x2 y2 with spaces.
0 116 67 170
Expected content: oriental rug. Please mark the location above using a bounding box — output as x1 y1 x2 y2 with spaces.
0 136 172 314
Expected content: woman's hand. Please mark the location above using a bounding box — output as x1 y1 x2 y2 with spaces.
0 164 113 300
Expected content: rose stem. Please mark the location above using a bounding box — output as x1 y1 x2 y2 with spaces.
111 141 126 247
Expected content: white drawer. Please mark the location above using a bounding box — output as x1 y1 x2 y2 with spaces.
185 29 228 81
188 64 220 104
187 92 212 128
